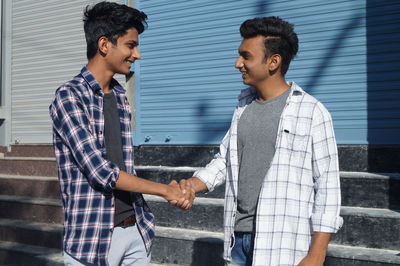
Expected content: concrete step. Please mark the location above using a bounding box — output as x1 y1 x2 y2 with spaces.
0 188 398 250
325 244 400 266
1 160 399 209
1 145 54 158
0 217 398 266
145 195 224 232
0 174 60 199
0 218 62 249
341 172 400 209
1 169 399 210
333 207 400 250
134 146 219 168
152 226 400 266
149 263 180 266
144 195 400 250
138 167 400 209
136 166 224 199
152 226 224 266
0 195 62 224
0 157 56 176
0 240 60 266
133 145 400 173
0 176 399 249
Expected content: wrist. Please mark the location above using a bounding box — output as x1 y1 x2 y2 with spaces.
307 250 326 263
188 177 206 193
159 183 170 199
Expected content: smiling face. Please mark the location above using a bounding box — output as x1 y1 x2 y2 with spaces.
235 35 271 89
106 27 141 75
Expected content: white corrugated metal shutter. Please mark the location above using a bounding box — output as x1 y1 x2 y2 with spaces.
134 0 400 145
11 0 125 144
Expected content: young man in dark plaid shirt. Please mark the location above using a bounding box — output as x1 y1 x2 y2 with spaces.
49 2 193 265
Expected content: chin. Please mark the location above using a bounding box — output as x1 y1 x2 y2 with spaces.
117 69 131 76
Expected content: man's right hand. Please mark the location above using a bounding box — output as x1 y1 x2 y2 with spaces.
165 180 194 210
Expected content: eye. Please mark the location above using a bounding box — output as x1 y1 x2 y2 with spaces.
127 43 137 49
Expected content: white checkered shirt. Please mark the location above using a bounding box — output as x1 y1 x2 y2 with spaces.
194 82 343 266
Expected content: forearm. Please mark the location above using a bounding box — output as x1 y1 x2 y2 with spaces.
308 232 331 261
116 170 169 198
187 177 208 193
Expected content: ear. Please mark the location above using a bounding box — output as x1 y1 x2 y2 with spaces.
268 54 282 72
98 36 110 56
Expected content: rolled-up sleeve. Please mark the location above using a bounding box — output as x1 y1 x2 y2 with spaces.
193 129 230 192
49 87 119 194
311 102 343 233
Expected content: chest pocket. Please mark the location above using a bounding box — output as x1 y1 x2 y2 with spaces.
280 118 310 152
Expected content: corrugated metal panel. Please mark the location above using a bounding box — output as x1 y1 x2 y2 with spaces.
11 0 125 144
135 0 400 145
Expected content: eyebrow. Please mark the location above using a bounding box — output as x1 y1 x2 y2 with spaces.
238 50 251 57
127 40 139 46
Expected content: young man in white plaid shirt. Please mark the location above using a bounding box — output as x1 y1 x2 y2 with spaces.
179 17 343 266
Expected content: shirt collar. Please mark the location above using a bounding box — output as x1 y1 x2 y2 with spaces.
80 66 126 95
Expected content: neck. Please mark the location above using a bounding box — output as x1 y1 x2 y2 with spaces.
255 76 289 101
87 57 114 93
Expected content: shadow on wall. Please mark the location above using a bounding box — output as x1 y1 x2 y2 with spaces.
193 1 270 145
366 0 400 163
196 100 231 144
255 0 269 16
366 1 400 213
305 10 363 94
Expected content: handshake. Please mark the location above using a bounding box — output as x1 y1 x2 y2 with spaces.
164 179 196 210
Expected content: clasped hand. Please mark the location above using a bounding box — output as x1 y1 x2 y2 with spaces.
165 179 195 210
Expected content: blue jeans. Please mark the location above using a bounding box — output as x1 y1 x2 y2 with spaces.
229 232 255 266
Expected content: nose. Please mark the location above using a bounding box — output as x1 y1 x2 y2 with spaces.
235 57 243 69
132 47 141 60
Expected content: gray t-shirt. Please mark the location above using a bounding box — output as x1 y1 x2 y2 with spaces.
103 92 133 226
235 88 290 232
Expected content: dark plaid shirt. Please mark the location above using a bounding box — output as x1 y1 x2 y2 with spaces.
49 66 154 266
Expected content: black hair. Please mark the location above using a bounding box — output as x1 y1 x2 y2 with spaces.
83 1 148 60
240 17 298 75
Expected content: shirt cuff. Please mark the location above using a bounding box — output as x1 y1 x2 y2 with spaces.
193 168 215 193
311 214 343 233
103 164 120 195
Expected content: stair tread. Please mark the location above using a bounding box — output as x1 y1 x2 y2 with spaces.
0 194 61 206
144 194 400 216
155 226 400 263
136 167 400 178
156 225 223 241
0 218 62 232
1 193 397 218
328 243 400 263
0 240 59 255
0 222 398 264
0 156 55 161
0 174 57 180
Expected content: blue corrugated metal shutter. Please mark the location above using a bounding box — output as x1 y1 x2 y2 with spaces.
134 0 400 145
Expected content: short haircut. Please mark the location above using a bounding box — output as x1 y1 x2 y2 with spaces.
240 17 298 76
83 1 148 60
